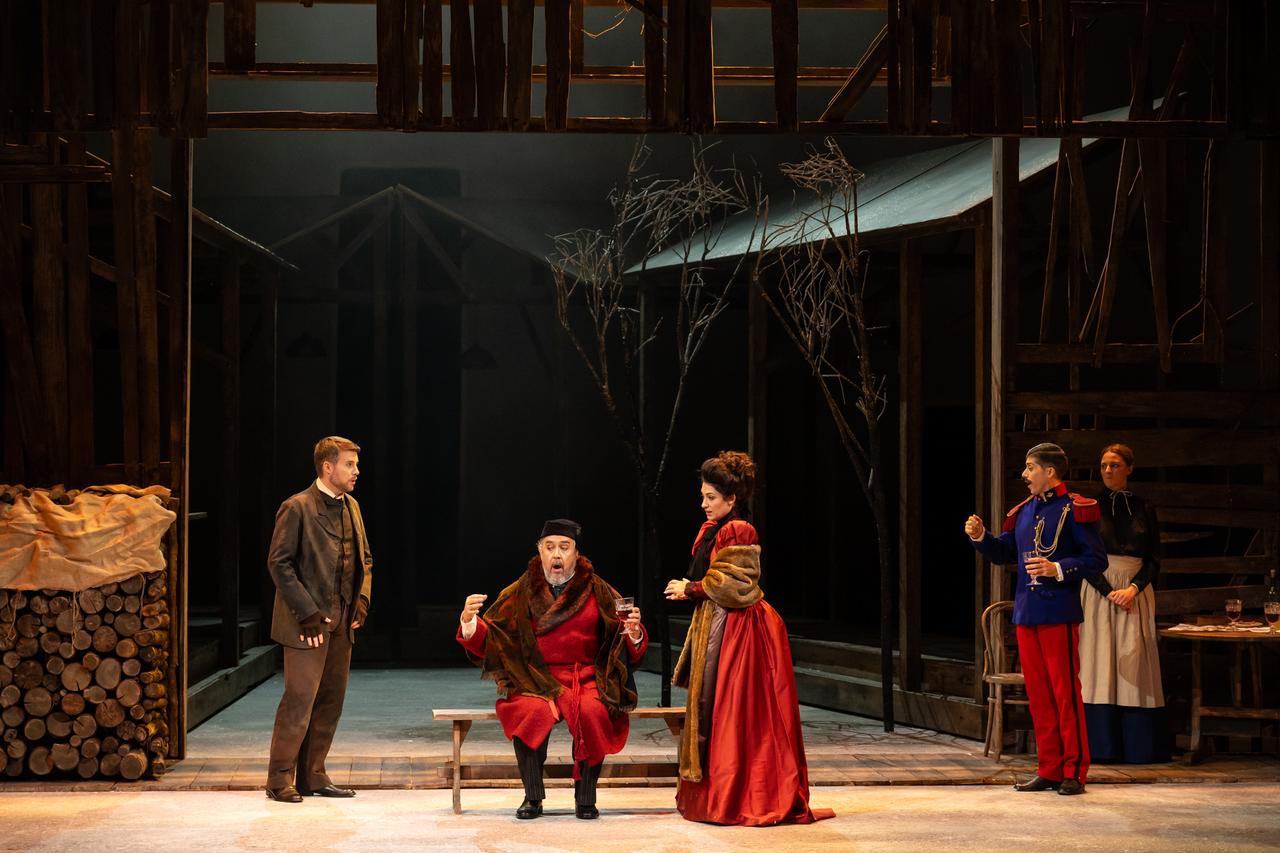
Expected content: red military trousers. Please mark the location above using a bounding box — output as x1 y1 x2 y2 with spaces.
1016 623 1090 784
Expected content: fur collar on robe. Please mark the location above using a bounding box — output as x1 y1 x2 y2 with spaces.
467 555 639 715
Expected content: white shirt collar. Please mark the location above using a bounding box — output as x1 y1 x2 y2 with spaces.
316 478 343 500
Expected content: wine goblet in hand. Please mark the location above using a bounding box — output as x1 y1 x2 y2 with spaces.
1023 552 1042 589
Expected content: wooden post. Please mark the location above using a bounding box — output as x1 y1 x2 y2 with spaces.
886 0 901 132
224 0 257 72
570 0 585 74
991 0 1021 133
423 0 443 126
449 0 476 125
898 239 922 692
168 137 194 758
643 0 664 126
686 0 714 132
972 215 992 699
991 139 1018 595
544 0 571 130
473 0 505 129
506 0 534 129
1038 0 1066 132
46 1 89 132
949 0 970 133
770 0 798 131
171 0 210 139
66 138 95 484
403 0 422 127
147 0 172 129
90 0 116 124
111 128 142 484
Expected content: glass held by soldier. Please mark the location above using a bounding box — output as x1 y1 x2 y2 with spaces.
964 442 1106 796
265 436 373 804
457 518 647 820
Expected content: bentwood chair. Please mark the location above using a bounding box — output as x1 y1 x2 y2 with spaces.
981 600 1029 761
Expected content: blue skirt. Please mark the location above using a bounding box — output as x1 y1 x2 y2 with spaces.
1084 703 1171 764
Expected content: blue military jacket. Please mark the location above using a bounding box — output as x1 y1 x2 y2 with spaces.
971 483 1107 626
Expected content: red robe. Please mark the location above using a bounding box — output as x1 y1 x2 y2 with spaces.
676 519 833 826
458 587 647 770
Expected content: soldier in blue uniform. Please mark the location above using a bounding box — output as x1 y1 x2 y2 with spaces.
965 442 1106 795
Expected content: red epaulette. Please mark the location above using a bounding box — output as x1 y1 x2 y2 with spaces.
1069 492 1100 524
1002 496 1033 533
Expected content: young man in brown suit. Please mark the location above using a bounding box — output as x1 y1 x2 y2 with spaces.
265 436 372 803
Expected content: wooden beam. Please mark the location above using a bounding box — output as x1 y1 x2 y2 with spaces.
111 127 142 483
949 0 970 133
1037 0 1066 131
473 0 505 129
820 26 887 122
770 0 799 131
686 0 715 132
991 0 1021 132
1039 145 1069 343
46 1 89 131
1006 428 1280 469
506 0 534 129
171 0 210 137
1007 391 1280 421
886 0 901 132
1016 342 1213 364
0 164 111 182
544 0 571 130
224 0 257 72
90 0 116 123
423 0 444 125
403 0 422 126
897 239 922 691
147 0 172 127
570 0 585 73
450 0 477 125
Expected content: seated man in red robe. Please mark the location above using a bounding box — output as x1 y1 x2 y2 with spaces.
457 518 647 820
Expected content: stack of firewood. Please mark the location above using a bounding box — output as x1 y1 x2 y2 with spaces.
0 572 171 779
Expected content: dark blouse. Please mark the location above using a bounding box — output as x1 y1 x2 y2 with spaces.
1086 487 1161 596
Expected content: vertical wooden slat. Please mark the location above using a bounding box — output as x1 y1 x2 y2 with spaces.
886 0 902 132
111 128 141 483
132 128 161 483
506 0 534 129
46 1 89 131
991 138 1017 553
1063 137 1097 283
898 239 923 692
0 185 55 484
115 0 142 125
908 0 934 132
404 0 423 128
148 0 172 129
1039 145 1068 343
1138 138 1171 373
1039 0 1065 131
219 258 241 669
90 0 116 124
31 180 70 479
223 0 257 73
665 0 687 129
1202 142 1227 363
171 0 210 138
770 0 799 131
423 0 444 126
449 0 476 125
643 0 664 126
66 138 94 483
991 0 1021 133
969 1 995 132
685 0 714 132
544 0 571 130
473 0 505 129
1090 140 1137 362
377 0 406 127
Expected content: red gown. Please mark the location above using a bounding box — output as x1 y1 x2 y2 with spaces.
676 519 833 826
458 594 647 771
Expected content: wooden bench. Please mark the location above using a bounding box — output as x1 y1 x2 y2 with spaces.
432 706 685 814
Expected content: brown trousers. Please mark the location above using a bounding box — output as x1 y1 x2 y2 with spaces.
266 607 353 790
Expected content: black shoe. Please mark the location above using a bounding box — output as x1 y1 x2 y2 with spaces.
516 798 543 819
266 785 303 803
575 804 599 820
1013 776 1062 792
1058 779 1086 796
300 784 356 798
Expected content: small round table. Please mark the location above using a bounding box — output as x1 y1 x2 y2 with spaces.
1159 626 1280 763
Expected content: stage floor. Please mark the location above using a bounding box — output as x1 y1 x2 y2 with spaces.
4 668 1279 792
2 785 1278 852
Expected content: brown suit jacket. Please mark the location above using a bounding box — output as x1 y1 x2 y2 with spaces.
267 482 373 649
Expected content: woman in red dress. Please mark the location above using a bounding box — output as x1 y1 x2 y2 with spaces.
664 451 833 826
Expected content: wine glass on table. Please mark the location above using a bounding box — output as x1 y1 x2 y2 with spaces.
1264 602 1280 633
1225 598 1243 625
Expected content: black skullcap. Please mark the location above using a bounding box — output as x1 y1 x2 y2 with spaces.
540 518 581 541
